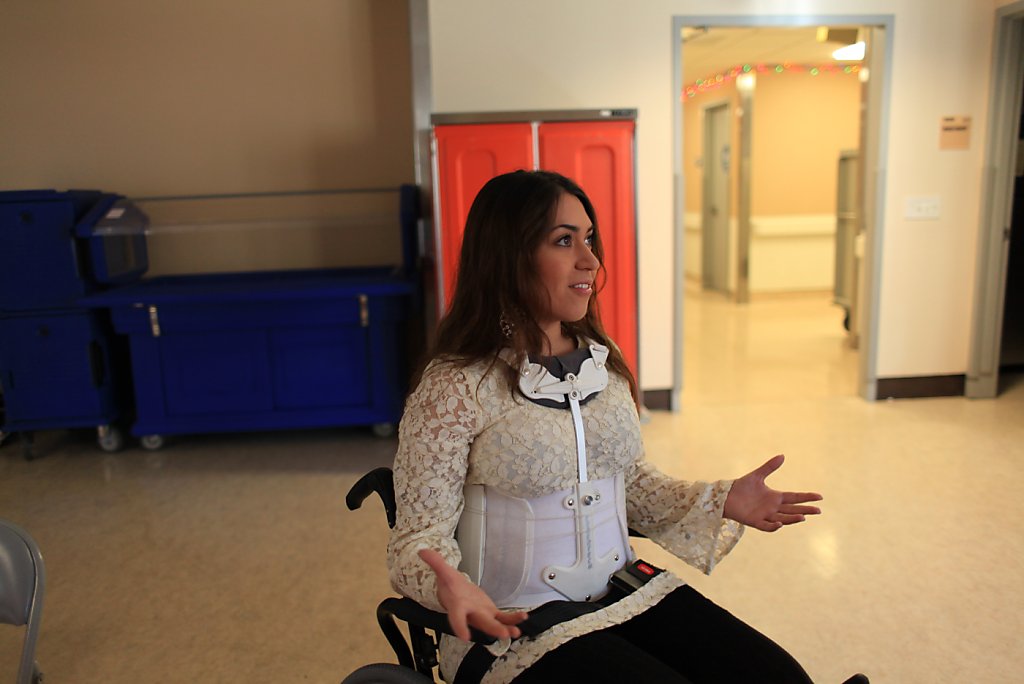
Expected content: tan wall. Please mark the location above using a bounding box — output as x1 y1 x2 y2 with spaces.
0 0 413 275
752 70 861 215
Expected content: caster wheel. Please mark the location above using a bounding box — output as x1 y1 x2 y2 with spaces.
140 434 165 451
371 423 396 438
98 427 124 453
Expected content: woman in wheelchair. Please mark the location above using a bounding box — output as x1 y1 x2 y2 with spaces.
386 170 852 683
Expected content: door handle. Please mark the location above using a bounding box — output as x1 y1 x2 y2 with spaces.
148 305 161 337
359 294 369 327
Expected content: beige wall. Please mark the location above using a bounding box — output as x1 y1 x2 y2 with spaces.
0 0 413 274
752 70 860 215
751 69 860 293
429 0 997 388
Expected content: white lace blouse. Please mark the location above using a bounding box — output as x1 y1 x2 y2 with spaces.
387 354 744 682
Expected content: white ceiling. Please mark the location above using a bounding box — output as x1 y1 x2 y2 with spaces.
681 26 862 83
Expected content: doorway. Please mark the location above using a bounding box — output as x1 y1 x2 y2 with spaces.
671 16 893 407
1000 95 1024 376
968 1 1024 398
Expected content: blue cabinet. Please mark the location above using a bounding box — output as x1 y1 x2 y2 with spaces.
0 311 124 429
89 268 415 442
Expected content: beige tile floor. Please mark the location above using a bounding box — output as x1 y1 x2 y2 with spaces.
2 288 1022 683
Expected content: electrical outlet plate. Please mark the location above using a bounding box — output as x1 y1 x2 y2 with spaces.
904 196 941 220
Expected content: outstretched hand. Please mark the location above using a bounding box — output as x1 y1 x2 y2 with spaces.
723 455 823 532
418 548 527 642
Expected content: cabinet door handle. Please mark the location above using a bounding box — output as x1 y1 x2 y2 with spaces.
359 294 369 327
148 305 161 337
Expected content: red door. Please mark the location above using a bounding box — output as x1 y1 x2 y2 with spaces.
539 121 638 376
433 119 638 377
433 123 535 310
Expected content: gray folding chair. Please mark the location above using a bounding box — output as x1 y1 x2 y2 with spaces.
0 519 45 684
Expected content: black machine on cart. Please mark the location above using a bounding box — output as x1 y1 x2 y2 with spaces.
0 190 148 459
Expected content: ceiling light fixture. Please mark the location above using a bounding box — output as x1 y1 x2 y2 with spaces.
832 41 866 61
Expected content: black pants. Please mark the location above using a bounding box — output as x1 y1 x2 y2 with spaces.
510 586 813 684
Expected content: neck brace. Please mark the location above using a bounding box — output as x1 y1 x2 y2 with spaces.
515 341 610 406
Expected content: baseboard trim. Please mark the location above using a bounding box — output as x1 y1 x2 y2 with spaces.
876 374 966 399
645 378 967 404
642 389 672 411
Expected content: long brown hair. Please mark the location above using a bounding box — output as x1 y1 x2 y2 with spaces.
420 170 638 405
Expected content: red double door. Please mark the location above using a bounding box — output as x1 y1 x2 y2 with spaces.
433 120 638 375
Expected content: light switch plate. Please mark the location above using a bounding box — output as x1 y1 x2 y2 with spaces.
904 196 941 220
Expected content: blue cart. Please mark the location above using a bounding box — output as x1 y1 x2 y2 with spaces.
86 267 416 448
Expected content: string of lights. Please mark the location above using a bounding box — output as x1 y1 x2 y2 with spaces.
684 63 861 99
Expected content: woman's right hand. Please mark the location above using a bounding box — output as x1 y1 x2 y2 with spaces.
418 548 528 642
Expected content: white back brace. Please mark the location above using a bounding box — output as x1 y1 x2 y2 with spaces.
456 342 633 607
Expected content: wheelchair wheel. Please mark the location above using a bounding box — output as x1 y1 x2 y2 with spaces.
341 662 433 684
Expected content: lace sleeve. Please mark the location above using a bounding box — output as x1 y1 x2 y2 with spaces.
386 360 481 612
625 459 744 574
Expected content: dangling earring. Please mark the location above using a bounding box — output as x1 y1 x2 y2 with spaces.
499 311 514 339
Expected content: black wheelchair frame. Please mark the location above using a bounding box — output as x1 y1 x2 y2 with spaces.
344 467 498 682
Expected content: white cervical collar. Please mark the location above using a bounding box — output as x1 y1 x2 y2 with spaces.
511 340 610 406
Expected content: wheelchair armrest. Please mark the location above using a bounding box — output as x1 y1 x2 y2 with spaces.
380 596 497 645
346 467 397 528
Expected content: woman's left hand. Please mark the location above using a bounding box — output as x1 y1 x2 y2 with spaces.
723 454 822 532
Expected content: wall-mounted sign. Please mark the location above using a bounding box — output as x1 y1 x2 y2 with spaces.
940 116 971 150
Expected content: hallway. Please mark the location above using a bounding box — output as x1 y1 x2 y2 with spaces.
681 285 858 404
1 292 1021 683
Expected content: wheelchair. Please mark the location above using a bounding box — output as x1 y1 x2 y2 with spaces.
341 468 871 684
342 467 480 683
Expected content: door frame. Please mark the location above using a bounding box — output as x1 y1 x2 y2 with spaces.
671 14 895 408
967 0 1024 398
